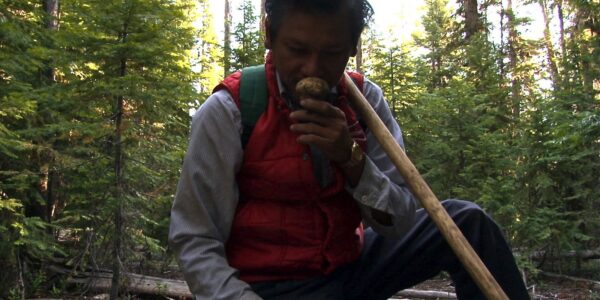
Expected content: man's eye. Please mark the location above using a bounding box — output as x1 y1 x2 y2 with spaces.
325 49 345 56
289 47 307 54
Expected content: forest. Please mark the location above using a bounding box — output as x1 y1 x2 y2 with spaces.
0 0 598 298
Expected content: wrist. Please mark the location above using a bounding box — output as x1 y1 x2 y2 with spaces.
339 140 365 187
339 140 364 169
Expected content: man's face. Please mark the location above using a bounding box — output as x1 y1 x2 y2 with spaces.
265 9 357 96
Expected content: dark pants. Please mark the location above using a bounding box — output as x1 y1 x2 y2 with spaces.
251 200 530 300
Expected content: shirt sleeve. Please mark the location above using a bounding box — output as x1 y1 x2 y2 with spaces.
168 90 262 300
346 79 417 239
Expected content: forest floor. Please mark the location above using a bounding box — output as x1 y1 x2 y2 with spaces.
408 275 599 299
31 254 600 300
39 271 599 300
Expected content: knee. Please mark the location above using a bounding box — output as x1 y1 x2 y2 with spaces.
442 199 482 212
442 199 488 224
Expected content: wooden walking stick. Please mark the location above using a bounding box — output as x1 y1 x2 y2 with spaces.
342 73 510 300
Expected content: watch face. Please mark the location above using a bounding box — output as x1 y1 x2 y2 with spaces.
351 141 363 163
341 141 363 168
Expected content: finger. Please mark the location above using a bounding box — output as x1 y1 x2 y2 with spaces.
291 122 350 149
289 109 332 126
296 132 353 164
296 134 330 148
290 122 333 137
299 99 346 118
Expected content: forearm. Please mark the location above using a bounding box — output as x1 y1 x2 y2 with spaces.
349 156 415 237
168 91 260 299
338 146 366 187
347 79 417 238
170 218 261 300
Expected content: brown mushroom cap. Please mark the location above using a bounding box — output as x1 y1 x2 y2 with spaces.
295 77 330 100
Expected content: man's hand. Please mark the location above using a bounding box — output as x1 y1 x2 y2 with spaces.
289 98 353 164
289 98 365 186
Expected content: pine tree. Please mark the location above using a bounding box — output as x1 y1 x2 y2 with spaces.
195 0 223 101
224 0 233 76
538 0 561 88
230 0 266 71
51 0 198 296
514 0 600 260
413 0 455 90
459 0 484 39
0 0 65 296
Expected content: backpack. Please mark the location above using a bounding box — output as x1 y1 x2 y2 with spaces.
239 65 268 149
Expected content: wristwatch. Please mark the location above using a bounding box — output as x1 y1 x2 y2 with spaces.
340 140 364 168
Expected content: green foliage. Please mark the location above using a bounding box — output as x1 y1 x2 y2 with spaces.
52 0 198 270
195 1 223 100
365 35 425 120
1 0 199 295
0 194 63 297
412 0 455 90
514 93 600 254
1 0 599 294
364 0 600 276
229 0 266 72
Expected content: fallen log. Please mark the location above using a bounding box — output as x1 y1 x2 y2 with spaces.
50 265 460 299
528 249 600 261
539 271 600 291
49 265 193 298
394 288 457 299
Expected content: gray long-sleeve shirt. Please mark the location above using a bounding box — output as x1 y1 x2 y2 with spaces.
168 78 416 299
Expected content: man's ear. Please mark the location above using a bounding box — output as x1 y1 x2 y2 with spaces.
264 18 272 49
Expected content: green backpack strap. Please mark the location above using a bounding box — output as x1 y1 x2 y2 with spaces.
239 64 268 148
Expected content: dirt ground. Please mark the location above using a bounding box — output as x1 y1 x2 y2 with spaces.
48 277 597 300
408 276 599 299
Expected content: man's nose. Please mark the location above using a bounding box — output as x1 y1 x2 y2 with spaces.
300 54 323 78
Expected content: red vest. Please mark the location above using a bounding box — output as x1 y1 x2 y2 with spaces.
216 54 367 282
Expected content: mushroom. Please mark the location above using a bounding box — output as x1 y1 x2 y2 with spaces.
295 77 330 100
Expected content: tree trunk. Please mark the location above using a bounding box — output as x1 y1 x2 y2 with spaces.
44 0 59 29
573 7 597 96
224 0 232 77
574 11 594 95
539 0 560 88
462 0 483 39
110 24 128 300
43 0 59 81
37 0 60 230
499 7 505 77
557 0 566 61
504 0 521 119
260 0 266 38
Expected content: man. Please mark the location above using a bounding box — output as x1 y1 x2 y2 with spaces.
169 0 530 299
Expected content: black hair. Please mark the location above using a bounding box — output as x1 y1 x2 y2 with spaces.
265 0 373 47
